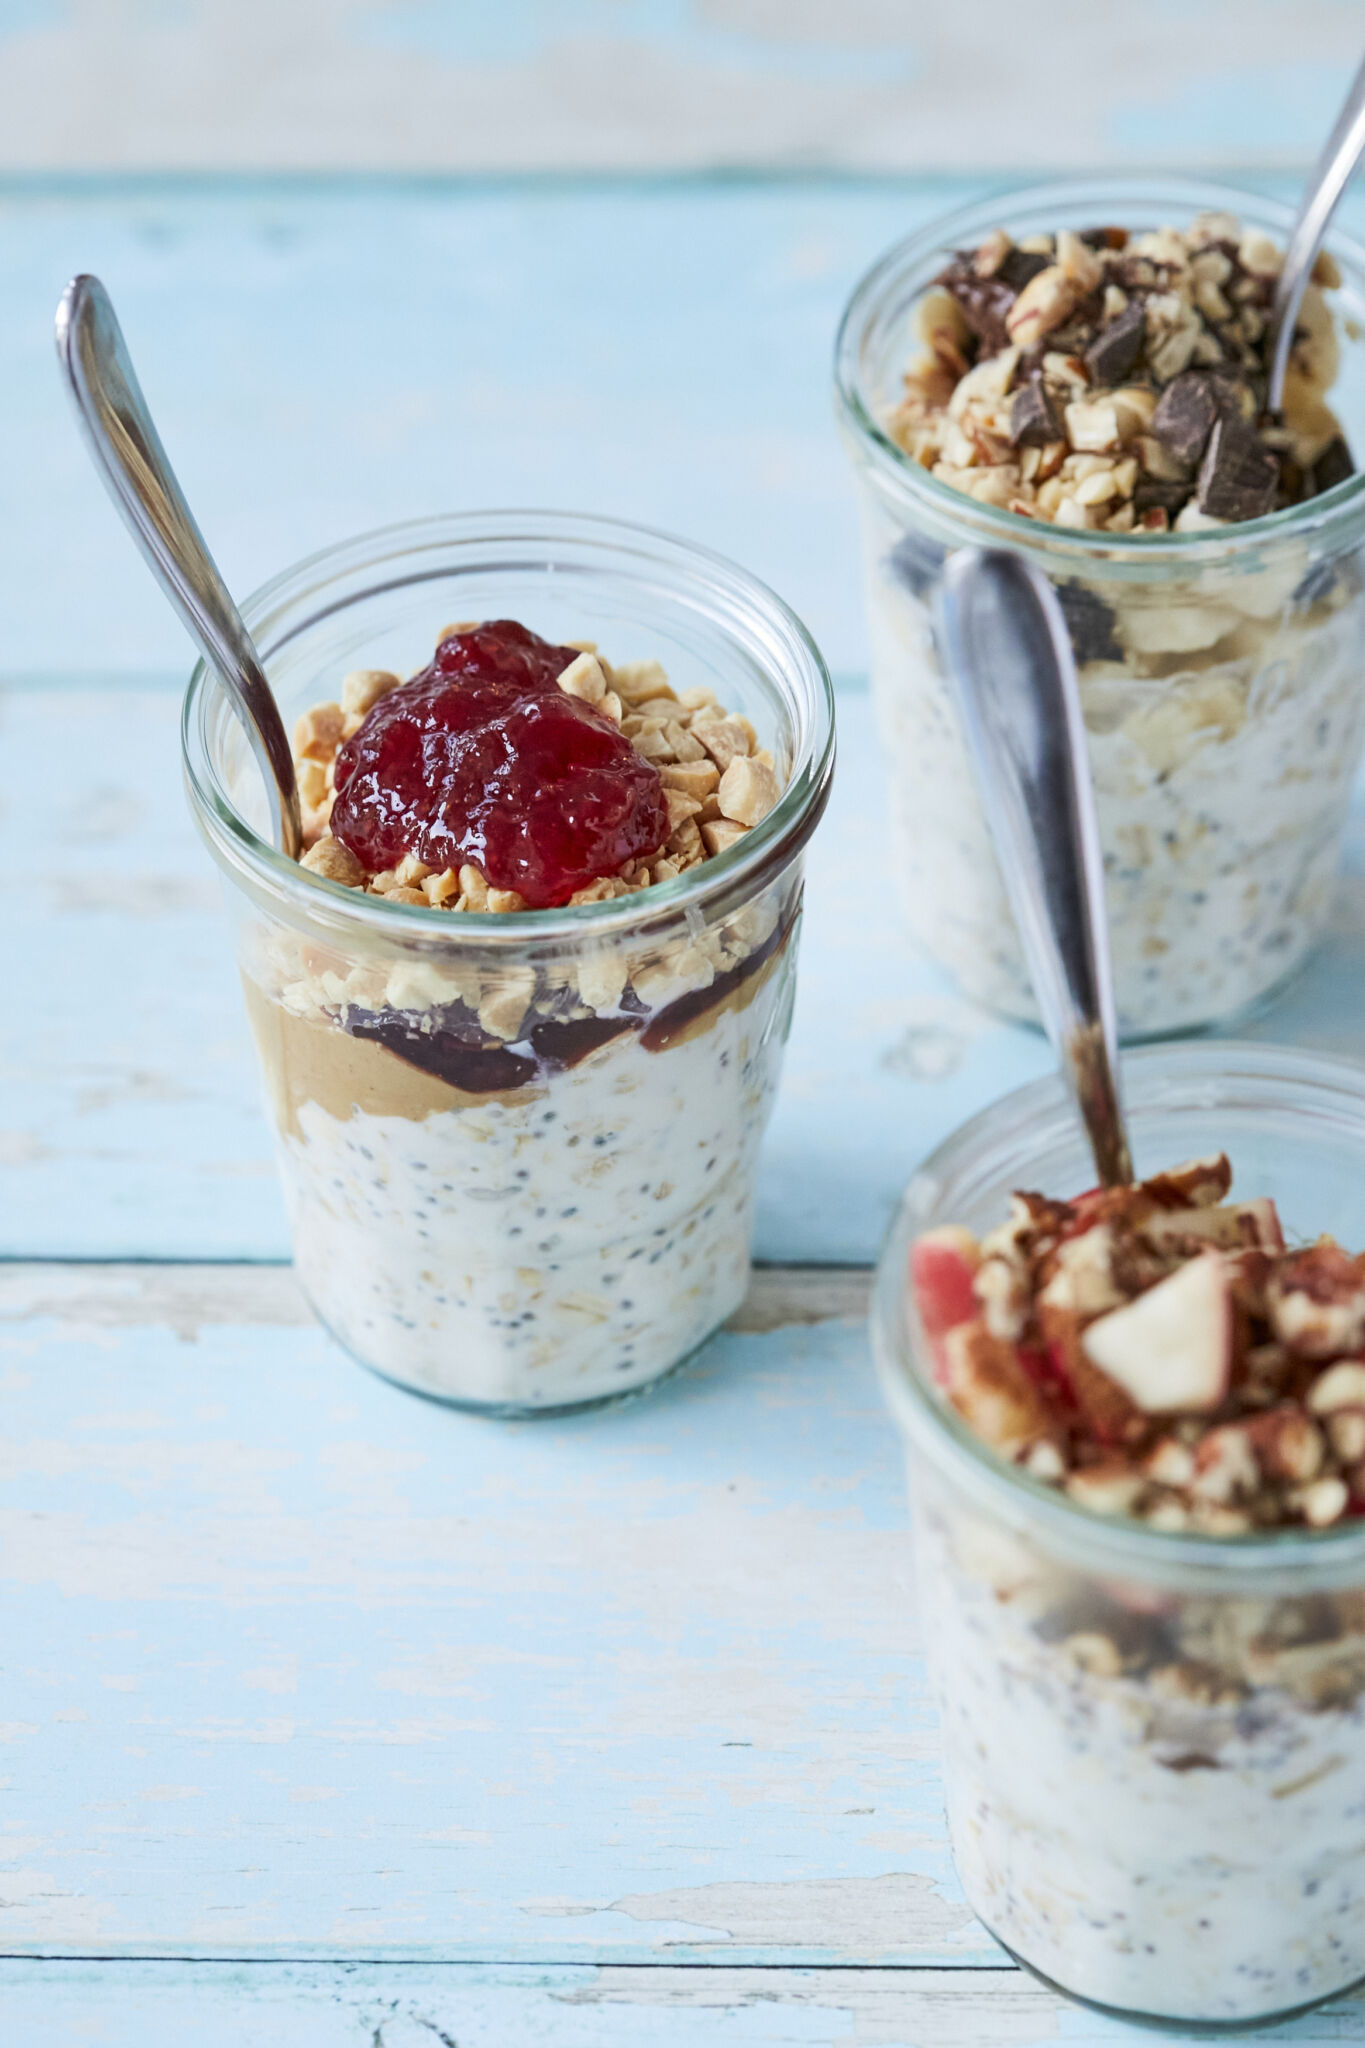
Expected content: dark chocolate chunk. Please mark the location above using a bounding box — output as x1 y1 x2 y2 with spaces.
886 530 945 601
1083 299 1145 385
1132 478 1189 521
528 1015 635 1068
1009 376 1064 448
1197 415 1279 521
998 247 1051 292
1152 372 1220 466
1080 225 1129 251
934 247 1049 353
1208 365 1260 420
1312 435 1355 494
1055 579 1122 664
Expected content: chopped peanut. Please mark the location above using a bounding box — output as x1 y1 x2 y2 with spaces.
717 756 781 828
300 835 365 887
341 668 401 718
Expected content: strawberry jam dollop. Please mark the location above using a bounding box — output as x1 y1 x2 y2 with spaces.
329 621 669 909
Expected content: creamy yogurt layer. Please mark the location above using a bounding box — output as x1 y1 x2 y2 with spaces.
250 953 790 1408
866 530 1365 1033
919 1506 1365 2023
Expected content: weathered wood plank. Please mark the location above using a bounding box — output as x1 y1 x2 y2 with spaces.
0 682 1054 1264
0 1260 990 1965
0 1261 870 1337
4 1957 1364 2047
0 4 1360 173
5 1959 1365 2047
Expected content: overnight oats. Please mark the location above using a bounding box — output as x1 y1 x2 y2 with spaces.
874 1044 1365 2026
183 514 833 1412
836 179 1365 1036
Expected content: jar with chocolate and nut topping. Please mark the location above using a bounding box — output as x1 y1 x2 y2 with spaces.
875 1042 1365 2028
183 512 834 1413
836 178 1365 1038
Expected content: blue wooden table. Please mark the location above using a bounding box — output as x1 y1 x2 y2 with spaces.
7 172 1365 2046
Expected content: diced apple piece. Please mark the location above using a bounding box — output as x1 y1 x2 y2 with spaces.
1080 1253 1232 1415
1040 1304 1141 1445
1142 1199 1283 1252
911 1227 981 1340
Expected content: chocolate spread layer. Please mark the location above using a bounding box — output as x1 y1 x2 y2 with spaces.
244 913 795 1136
343 910 793 1093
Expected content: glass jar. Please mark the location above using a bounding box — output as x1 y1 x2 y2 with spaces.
873 1042 1365 2027
836 177 1365 1039
183 511 834 1414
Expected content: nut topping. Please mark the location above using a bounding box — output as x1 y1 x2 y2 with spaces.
912 1157 1365 1532
888 215 1352 529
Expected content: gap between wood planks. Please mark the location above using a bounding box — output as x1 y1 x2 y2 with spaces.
0 1263 872 1339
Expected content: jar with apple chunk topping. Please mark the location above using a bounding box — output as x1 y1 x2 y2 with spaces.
836 179 1365 1037
874 1043 1365 2028
183 513 833 1413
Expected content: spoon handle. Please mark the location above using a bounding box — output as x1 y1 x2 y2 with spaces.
55 275 301 859
1268 53 1365 413
936 548 1133 1188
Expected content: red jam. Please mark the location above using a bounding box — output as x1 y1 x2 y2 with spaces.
329 621 669 909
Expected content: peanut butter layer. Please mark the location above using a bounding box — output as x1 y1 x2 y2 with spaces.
243 976 545 1137
244 926 788 1138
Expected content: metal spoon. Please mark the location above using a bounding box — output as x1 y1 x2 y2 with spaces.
936 548 1133 1189
1268 53 1365 414
55 274 302 859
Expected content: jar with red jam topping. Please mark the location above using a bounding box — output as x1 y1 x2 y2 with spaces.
183 513 834 1412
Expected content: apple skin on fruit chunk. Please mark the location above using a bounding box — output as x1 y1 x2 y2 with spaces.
911 1228 981 1341
1081 1252 1233 1415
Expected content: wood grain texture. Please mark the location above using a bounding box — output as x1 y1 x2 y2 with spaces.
6 1959 1365 2048
0 1 1361 173
0 1261 988 1965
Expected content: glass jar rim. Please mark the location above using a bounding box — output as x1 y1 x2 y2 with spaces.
834 172 1365 564
182 508 836 947
873 1039 1365 1580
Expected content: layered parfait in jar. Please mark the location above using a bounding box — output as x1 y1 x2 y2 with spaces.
836 180 1365 1036
875 1044 1365 2027
183 515 834 1412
